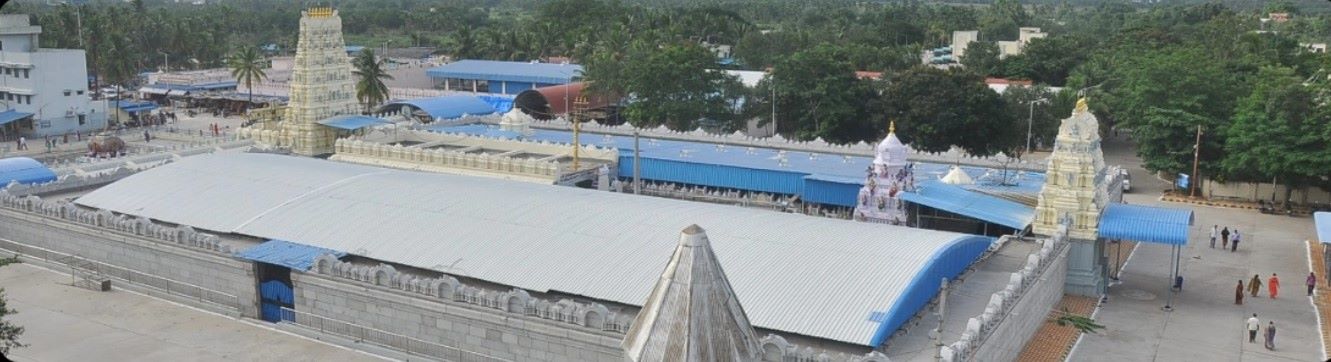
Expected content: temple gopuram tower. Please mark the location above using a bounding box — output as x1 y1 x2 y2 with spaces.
1032 98 1109 296
279 7 359 155
854 121 914 225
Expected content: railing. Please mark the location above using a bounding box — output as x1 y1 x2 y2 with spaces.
0 237 246 316
279 307 510 362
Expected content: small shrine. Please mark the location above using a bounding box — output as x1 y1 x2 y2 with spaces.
853 121 915 225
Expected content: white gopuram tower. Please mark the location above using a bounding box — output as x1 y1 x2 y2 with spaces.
854 121 914 225
1032 97 1109 296
269 7 359 156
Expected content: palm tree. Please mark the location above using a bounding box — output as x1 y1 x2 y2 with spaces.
353 49 394 113
226 47 267 105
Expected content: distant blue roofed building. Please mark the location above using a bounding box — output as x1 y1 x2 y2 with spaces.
426 60 583 95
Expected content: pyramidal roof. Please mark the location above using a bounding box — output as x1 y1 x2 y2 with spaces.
622 224 761 362
940 165 974 185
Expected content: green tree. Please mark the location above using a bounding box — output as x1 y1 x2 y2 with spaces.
882 67 1018 156
352 49 394 113
961 41 1002 77
1 255 24 355
226 46 268 105
1001 85 1066 155
1013 36 1086 86
617 43 741 131
758 44 878 143
1222 66 1331 204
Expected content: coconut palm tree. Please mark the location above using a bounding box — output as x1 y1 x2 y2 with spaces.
226 47 267 105
353 49 394 113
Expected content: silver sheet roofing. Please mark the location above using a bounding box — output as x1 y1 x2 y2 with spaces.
76 153 981 346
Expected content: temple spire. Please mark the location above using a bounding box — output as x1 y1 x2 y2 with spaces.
622 225 761 362
889 119 896 134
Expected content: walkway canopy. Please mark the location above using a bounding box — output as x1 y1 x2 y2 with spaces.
0 109 34 126
235 239 347 271
317 115 391 131
384 95 495 120
899 180 1035 230
0 157 57 186
1315 212 1331 244
1098 203 1195 245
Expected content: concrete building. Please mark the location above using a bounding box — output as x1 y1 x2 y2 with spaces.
951 30 979 59
427 60 582 95
0 14 107 138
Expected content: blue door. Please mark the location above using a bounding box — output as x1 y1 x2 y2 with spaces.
259 280 294 322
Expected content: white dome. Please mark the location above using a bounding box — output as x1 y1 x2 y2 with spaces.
940 165 974 185
874 132 909 167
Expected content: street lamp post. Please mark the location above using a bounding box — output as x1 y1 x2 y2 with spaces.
1025 97 1049 157
159 52 169 72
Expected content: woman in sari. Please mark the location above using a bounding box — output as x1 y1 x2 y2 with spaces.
1236 280 1245 304
1264 321 1277 350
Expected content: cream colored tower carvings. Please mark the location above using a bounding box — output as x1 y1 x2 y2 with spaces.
256 7 359 155
1032 98 1108 239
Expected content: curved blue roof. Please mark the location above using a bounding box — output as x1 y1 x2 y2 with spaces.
0 157 57 186
387 95 496 120
900 180 1035 230
426 60 583 84
1098 203 1194 245
871 234 994 345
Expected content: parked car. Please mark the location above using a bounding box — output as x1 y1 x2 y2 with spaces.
1120 169 1132 192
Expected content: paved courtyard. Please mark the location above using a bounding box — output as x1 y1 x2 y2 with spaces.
0 263 383 362
1068 135 1322 361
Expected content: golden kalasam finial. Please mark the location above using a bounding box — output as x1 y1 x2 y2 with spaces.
1075 97 1089 114
889 119 896 134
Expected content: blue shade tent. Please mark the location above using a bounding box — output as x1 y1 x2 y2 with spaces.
0 109 34 126
899 180 1035 230
234 240 346 271
0 157 57 186
1098 203 1194 245
386 95 496 120
317 115 391 131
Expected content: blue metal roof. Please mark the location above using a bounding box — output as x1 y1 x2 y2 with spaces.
317 115 390 130
872 234 993 345
426 60 583 84
477 94 515 113
388 95 496 120
115 100 159 113
346 46 366 53
1099 203 1194 245
0 109 33 126
1315 212 1331 244
899 180 1035 230
195 81 238 90
0 157 57 186
234 239 346 271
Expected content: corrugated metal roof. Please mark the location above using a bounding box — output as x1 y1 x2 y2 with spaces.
1316 212 1331 244
235 239 347 271
427 60 583 85
0 157 57 186
386 95 496 120
1098 203 1194 245
317 115 390 130
75 153 988 346
899 180 1035 230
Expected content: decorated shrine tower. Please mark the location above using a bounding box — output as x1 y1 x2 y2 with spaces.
1032 97 1110 296
281 7 359 155
854 121 914 225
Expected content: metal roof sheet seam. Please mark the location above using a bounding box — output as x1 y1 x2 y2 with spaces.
75 153 987 346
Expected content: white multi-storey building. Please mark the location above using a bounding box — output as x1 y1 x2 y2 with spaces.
0 14 106 138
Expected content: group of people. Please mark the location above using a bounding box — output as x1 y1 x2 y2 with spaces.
1246 313 1278 350
1209 225 1242 251
13 132 88 152
1236 273 1285 304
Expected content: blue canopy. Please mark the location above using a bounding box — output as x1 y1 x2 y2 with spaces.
387 95 496 120
899 180 1035 230
115 100 158 113
318 115 391 130
0 109 33 126
1098 203 1194 245
1316 212 1331 244
426 60 582 84
0 157 57 186
234 239 346 271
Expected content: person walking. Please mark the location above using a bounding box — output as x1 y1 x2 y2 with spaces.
1232 229 1241 252
1250 274 1263 297
1237 280 1245 304
1210 225 1218 248
1269 273 1280 298
1309 272 1318 296
1247 314 1261 343
1264 321 1277 350
143 130 151 143
1222 227 1231 249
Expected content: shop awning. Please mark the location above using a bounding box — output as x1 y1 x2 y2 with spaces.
0 109 34 126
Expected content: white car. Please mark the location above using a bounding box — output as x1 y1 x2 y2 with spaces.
1120 169 1132 192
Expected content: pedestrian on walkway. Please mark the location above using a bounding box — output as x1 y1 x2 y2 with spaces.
1222 227 1231 249
1237 280 1245 304
16 136 24 150
1247 314 1261 343
1232 229 1241 252
143 130 151 143
1269 273 1280 298
1211 225 1218 248
1264 321 1277 350
1309 272 1317 296
1250 274 1263 297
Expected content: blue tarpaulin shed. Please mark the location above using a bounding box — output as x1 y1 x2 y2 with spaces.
235 240 346 271
0 157 57 186
387 95 496 120
318 115 391 130
1315 212 1331 244
0 109 33 126
1098 203 1194 245
899 180 1035 230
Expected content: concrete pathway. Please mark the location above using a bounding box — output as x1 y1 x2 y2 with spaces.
1068 135 1322 361
0 263 383 362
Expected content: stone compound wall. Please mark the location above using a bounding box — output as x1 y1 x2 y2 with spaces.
303 255 894 362
0 191 258 318
941 227 1070 362
1202 178 1331 205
